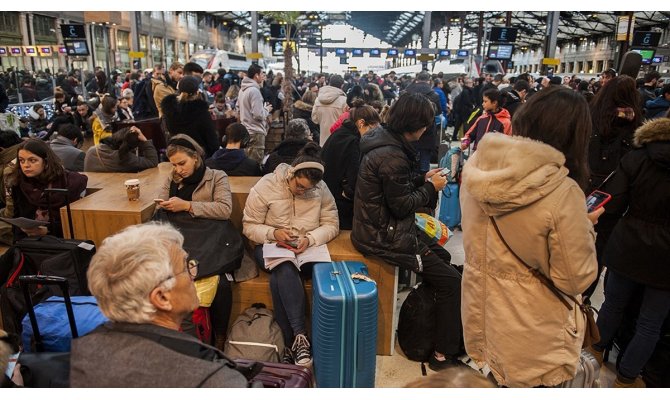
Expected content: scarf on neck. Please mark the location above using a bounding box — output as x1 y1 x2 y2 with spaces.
169 163 206 201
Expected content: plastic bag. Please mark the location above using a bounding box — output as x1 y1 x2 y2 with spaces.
194 275 220 307
415 213 452 248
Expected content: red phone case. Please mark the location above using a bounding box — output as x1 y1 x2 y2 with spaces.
587 190 612 212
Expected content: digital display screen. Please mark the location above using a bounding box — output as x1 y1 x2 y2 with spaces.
631 31 661 48
439 49 450 57
65 40 90 56
487 44 514 60
335 48 346 56
352 48 363 57
39 47 52 55
61 24 86 40
339 56 348 65
631 48 656 65
369 48 380 57
0 47 6 55
651 56 662 64
10 47 22 55
387 49 398 57
24 46 37 55
457 49 469 57
404 49 416 57
489 27 518 43
58 46 67 54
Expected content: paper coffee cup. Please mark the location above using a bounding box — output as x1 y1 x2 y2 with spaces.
124 179 140 201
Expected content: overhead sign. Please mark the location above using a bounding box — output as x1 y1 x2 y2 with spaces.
335 48 346 56
651 56 662 64
457 49 469 57
0 47 6 55
417 54 434 62
542 57 560 65
61 24 87 41
438 49 450 58
387 48 398 58
270 24 297 39
489 27 518 43
65 40 90 56
616 16 635 41
24 46 37 56
403 49 416 58
369 48 380 57
246 52 263 59
129 51 145 58
352 48 363 57
339 57 348 65
631 31 661 48
38 46 52 56
487 44 514 60
9 46 22 56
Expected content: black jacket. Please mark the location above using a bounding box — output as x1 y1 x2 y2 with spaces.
405 81 441 151
321 120 360 230
602 118 670 290
206 148 261 176
0 82 8 113
263 139 309 175
291 101 319 138
502 90 523 117
453 86 477 121
161 95 219 157
351 126 438 271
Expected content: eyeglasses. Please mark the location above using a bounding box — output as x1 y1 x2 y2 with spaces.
294 181 316 194
156 258 199 288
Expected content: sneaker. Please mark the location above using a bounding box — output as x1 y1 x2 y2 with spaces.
428 353 460 372
281 347 294 364
613 375 646 388
291 333 312 367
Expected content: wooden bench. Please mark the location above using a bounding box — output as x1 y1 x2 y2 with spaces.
232 231 398 356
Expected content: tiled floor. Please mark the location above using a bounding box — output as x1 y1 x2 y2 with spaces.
374 229 618 388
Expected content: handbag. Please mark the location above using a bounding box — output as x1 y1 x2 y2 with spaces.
152 209 244 278
489 216 600 348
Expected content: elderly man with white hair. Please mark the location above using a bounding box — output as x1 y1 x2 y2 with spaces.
69 222 250 388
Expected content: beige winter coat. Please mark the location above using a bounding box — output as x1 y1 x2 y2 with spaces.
460 133 598 388
156 167 232 220
243 163 339 246
311 85 347 147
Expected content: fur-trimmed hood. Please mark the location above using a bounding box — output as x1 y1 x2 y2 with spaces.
634 117 670 147
461 132 569 216
292 100 313 112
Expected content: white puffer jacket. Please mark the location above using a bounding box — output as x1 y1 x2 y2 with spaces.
242 163 339 246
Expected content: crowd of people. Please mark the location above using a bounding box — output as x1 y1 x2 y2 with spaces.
0 59 668 389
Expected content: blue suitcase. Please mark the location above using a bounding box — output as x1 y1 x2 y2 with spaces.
312 261 377 388
439 183 461 230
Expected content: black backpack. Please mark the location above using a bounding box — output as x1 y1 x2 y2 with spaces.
587 130 633 192
397 282 436 362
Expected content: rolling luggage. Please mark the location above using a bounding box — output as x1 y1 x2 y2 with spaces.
234 358 313 388
17 275 80 388
0 188 96 335
557 350 601 388
312 261 377 388
438 183 461 230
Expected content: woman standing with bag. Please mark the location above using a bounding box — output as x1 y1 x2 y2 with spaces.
460 87 602 387
242 142 339 367
154 134 240 350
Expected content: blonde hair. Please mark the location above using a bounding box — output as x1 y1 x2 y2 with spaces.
87 223 184 323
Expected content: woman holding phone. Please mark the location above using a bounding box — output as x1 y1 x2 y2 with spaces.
154 134 236 350
459 87 602 387
242 142 339 367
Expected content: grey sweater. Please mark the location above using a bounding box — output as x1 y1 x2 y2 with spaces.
70 322 249 388
84 140 159 172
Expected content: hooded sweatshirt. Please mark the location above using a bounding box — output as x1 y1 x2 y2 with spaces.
311 85 347 146
460 133 597 387
205 148 261 177
644 95 670 120
238 77 270 138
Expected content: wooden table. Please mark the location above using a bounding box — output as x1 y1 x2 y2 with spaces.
61 163 261 246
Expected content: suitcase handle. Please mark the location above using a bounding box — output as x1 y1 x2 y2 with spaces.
19 275 79 352
44 188 74 239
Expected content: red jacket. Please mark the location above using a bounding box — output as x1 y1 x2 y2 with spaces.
462 107 512 150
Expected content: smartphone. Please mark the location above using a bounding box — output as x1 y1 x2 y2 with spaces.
276 241 299 250
586 190 612 213
439 167 450 176
153 199 164 204
5 351 19 379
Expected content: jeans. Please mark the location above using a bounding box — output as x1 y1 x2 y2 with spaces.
418 241 463 356
416 149 432 175
594 270 670 379
254 245 313 346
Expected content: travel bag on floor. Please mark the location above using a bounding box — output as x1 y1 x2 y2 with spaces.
556 349 601 388
397 282 436 362
234 358 313 388
224 303 285 362
312 261 377 388
438 183 461 230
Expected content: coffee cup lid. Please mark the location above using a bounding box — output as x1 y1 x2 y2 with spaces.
124 179 140 185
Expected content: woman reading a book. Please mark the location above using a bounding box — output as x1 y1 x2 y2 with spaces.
243 142 339 368
154 134 237 351
3 139 87 241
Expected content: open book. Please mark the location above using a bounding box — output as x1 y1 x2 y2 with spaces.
262 243 331 271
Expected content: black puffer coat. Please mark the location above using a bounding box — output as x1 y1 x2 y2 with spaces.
161 94 219 157
603 118 670 290
262 139 309 175
351 125 438 271
321 119 360 230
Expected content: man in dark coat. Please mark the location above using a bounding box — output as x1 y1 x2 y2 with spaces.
206 123 261 176
451 77 476 141
501 79 530 118
351 93 463 371
404 71 442 173
0 81 9 113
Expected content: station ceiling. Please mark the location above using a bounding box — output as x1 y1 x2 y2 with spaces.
207 11 670 49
